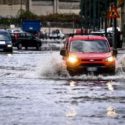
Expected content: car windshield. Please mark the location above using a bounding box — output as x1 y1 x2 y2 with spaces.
70 40 110 53
0 32 11 41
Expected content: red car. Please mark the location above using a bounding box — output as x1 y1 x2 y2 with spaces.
60 35 117 75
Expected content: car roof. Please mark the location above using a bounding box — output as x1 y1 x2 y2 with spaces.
0 29 9 33
68 35 107 42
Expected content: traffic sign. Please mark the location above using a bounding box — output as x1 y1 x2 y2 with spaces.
107 5 120 19
118 0 124 6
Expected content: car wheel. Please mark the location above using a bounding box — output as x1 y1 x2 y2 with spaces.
25 46 28 50
6 48 13 53
67 68 76 76
17 43 22 50
36 44 41 50
108 69 116 75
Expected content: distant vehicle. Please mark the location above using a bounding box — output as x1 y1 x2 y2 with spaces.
74 28 89 35
13 32 42 50
49 29 65 39
22 19 41 35
0 29 13 53
7 28 24 45
90 31 122 48
7 28 23 34
107 27 120 33
60 35 116 76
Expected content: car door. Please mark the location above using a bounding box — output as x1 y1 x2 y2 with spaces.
24 33 35 47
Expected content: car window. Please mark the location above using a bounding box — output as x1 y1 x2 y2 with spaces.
26 33 31 37
0 32 11 41
70 40 110 53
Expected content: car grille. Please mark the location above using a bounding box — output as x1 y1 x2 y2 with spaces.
0 45 6 48
81 59 103 62
81 63 104 67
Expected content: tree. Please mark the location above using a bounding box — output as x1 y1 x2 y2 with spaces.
80 0 114 29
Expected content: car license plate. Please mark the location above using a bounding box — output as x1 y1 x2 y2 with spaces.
87 67 97 71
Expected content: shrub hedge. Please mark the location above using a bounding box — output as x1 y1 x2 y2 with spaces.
0 10 81 28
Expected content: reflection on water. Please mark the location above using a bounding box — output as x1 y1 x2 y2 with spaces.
66 105 77 118
0 51 125 125
106 106 118 118
69 81 77 87
107 81 114 92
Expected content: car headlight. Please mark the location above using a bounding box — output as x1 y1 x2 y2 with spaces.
7 44 12 47
106 56 115 62
67 54 79 65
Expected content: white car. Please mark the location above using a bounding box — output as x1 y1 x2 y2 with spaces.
7 28 24 34
49 29 65 39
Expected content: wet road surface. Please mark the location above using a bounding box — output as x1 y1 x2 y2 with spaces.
0 50 125 125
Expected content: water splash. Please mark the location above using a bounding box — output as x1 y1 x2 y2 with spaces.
117 54 125 73
38 52 125 81
38 52 69 78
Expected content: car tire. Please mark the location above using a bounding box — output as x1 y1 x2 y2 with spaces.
108 69 116 75
17 43 22 50
67 68 76 76
36 44 41 50
6 48 13 53
25 46 28 50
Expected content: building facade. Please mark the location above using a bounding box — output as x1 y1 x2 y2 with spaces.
0 0 80 17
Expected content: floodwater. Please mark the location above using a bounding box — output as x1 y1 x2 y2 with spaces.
0 49 125 125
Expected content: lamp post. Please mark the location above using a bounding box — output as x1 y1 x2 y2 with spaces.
26 0 30 11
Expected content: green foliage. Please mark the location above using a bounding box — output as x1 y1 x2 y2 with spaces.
17 9 39 20
79 0 115 28
0 11 80 28
40 13 80 22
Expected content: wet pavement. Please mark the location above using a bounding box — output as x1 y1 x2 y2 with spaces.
0 49 125 125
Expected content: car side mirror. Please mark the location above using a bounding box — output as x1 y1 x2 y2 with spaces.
112 49 117 57
60 49 67 56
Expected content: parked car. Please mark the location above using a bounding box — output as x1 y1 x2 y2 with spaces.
7 28 24 45
60 35 116 76
49 29 65 39
13 32 42 50
7 28 23 34
0 29 13 53
90 30 122 48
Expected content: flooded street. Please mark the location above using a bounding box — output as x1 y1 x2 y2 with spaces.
0 49 125 125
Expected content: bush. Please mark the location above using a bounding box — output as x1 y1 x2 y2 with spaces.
0 11 81 28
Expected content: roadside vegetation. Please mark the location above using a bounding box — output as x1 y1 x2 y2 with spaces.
0 10 81 28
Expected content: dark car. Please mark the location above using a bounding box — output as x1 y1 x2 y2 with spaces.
13 32 42 50
7 28 24 45
0 29 13 53
90 31 122 48
60 35 116 76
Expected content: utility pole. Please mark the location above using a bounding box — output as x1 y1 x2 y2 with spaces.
104 0 108 37
20 0 23 14
53 0 58 14
26 0 30 11
93 0 96 30
113 0 117 49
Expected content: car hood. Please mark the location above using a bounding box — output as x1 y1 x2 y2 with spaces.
71 52 112 60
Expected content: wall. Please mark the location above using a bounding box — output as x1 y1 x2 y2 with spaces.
0 0 80 17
